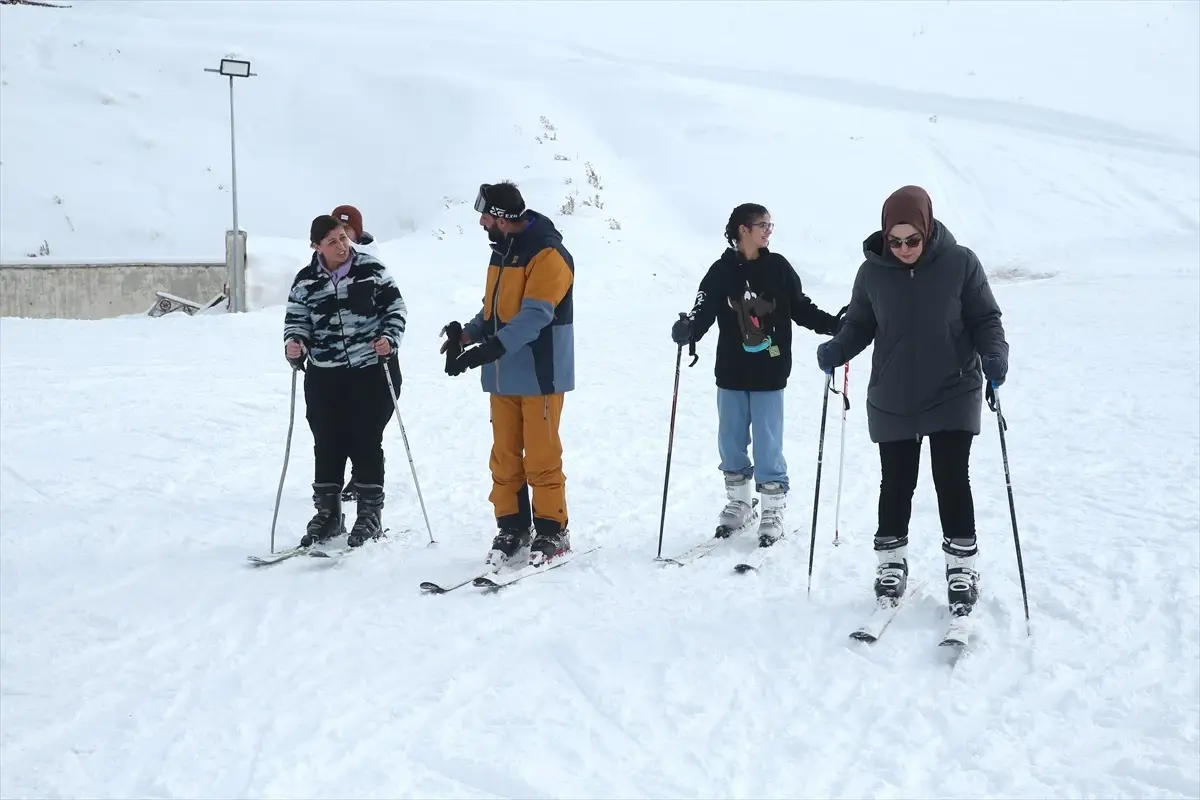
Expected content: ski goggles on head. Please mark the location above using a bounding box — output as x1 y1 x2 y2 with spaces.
473 183 523 219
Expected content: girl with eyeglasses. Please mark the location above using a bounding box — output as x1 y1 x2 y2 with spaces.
672 203 845 550
815 185 1009 620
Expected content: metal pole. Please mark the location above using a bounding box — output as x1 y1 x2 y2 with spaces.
228 75 243 313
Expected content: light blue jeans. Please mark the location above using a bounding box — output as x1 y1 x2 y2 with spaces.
717 388 788 491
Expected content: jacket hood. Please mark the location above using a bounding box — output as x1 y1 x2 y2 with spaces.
518 210 562 246
862 219 956 268
718 246 771 265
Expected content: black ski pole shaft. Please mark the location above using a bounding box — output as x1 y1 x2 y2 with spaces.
990 384 1031 636
807 371 833 597
655 340 685 559
269 366 298 554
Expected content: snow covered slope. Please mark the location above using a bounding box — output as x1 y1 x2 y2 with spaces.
2 1 1198 798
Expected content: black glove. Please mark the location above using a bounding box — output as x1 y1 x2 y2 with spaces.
816 340 845 373
671 315 692 345
448 337 505 376
981 354 1007 387
440 321 464 375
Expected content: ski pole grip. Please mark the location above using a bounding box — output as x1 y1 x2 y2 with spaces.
677 312 699 367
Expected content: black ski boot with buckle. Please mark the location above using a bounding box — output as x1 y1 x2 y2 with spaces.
301 482 346 547
530 518 571 568
347 483 384 548
487 523 532 568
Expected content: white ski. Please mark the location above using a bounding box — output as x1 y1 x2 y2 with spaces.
848 579 928 642
420 564 503 594
939 614 974 648
473 546 600 589
246 545 312 566
732 529 794 573
657 500 758 566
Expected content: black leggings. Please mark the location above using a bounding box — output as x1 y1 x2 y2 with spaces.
875 431 977 555
304 359 400 487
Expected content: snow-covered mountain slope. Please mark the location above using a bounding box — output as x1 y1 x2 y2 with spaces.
1 2 1198 798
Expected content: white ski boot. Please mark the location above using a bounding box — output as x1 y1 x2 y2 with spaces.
716 472 757 537
944 538 980 616
874 543 909 606
755 482 787 547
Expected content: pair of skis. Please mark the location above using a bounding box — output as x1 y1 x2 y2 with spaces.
655 511 790 573
848 579 974 665
420 545 601 594
245 529 393 566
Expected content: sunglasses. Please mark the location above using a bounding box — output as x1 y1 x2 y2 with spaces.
886 234 923 250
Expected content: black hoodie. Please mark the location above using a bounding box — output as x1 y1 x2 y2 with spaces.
687 248 839 392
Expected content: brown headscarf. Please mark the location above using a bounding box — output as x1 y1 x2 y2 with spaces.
881 185 932 239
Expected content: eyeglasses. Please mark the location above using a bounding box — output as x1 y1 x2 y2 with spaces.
886 234 923 250
750 221 774 234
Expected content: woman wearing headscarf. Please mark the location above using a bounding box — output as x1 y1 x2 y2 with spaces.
815 185 1009 618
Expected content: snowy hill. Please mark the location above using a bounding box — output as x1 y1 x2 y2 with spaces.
1 1 1198 798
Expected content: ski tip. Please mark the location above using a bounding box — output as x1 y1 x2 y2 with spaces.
419 582 446 594
848 631 877 643
733 563 756 573
472 577 500 588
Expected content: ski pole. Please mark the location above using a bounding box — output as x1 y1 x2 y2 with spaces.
269 366 298 554
807 371 834 597
655 313 697 560
383 359 436 545
832 362 849 546
988 381 1031 636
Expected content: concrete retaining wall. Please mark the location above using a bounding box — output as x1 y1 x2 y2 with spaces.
0 231 245 320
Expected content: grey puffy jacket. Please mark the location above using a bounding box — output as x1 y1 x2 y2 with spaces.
831 220 1009 443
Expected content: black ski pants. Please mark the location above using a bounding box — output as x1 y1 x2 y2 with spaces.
304 359 400 488
875 430 976 553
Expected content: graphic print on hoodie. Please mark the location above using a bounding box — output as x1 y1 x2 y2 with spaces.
729 282 779 355
688 248 840 392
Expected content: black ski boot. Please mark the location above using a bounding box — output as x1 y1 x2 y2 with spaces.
486 523 532 568
530 518 571 567
873 538 909 606
301 482 346 547
347 483 384 547
944 537 980 616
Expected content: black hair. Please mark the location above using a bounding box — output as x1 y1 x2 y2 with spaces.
485 180 527 219
724 203 769 248
309 214 343 245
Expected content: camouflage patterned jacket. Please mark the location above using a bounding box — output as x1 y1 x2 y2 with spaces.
283 250 407 369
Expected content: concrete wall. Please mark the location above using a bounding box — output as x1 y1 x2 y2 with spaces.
0 232 245 320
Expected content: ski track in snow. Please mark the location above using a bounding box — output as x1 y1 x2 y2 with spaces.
2 260 1198 799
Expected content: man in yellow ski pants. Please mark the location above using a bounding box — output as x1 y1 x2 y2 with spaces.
443 181 575 569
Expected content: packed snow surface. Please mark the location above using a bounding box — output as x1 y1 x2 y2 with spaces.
1 1 1198 798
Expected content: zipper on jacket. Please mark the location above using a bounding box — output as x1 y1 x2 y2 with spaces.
488 239 514 390
334 272 354 367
